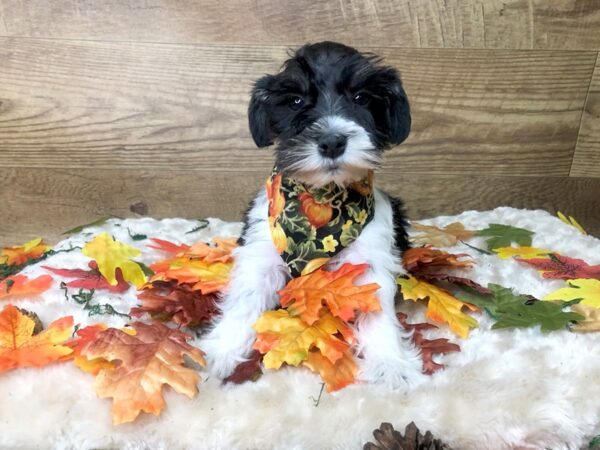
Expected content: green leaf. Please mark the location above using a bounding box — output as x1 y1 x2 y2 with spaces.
452 284 528 319
588 435 600 449
62 217 119 235
477 224 534 251
127 228 147 241
136 261 155 277
492 300 583 332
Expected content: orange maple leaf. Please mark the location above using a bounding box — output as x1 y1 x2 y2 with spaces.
186 238 238 263
0 305 73 373
303 350 357 393
0 274 53 300
278 263 381 325
67 324 113 375
0 238 51 266
81 321 205 424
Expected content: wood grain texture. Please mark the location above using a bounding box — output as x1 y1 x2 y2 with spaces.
0 39 595 176
0 0 599 50
571 58 600 177
2 168 599 245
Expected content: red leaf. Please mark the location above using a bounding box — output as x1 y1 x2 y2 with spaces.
43 261 129 293
397 312 461 375
516 254 600 280
223 350 263 385
148 238 190 255
132 281 219 327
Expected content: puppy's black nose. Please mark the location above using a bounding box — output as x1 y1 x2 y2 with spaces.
318 134 347 159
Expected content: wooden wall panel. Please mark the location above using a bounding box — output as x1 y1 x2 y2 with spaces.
571 58 600 177
0 39 595 177
2 167 599 245
0 0 599 50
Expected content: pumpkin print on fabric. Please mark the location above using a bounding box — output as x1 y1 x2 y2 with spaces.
266 168 375 277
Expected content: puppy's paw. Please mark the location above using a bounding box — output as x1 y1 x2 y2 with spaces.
358 352 425 390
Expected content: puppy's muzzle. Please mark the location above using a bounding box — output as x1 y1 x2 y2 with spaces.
317 134 347 159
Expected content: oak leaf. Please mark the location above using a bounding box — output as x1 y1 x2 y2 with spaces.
43 261 129 293
0 304 73 373
82 233 147 287
543 279 600 308
81 321 206 424
0 238 51 266
397 275 478 338
516 254 600 280
494 246 553 260
278 263 381 325
0 274 53 300
410 223 476 247
570 304 600 333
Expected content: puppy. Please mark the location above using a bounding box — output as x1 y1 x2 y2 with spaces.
202 41 423 388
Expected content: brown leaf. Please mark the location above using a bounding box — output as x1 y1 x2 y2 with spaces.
403 247 472 274
571 304 600 333
410 222 476 248
417 272 491 295
223 350 263 384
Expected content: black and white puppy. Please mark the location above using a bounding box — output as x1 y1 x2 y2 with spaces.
202 41 423 387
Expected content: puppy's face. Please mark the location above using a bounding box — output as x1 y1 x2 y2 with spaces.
248 41 411 187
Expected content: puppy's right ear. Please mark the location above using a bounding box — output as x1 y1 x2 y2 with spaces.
248 75 274 147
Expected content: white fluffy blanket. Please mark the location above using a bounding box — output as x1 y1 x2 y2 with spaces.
1 207 599 450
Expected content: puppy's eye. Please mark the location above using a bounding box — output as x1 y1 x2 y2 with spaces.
353 93 370 106
289 96 305 111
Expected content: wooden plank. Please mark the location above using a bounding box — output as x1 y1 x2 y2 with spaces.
2 167 599 245
571 58 600 177
0 39 594 176
0 0 599 50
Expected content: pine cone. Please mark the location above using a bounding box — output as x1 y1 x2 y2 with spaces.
364 422 453 450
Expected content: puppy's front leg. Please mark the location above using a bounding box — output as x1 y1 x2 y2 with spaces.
201 193 288 379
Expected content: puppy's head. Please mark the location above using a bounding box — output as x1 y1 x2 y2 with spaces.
248 41 411 187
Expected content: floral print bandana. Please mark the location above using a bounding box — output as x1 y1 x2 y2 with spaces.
266 167 375 277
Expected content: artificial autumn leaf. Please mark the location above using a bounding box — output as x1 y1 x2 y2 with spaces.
417 272 491 294
223 350 263 385
253 309 355 369
303 349 357 392
477 224 534 251
148 238 190 255
570 304 600 332
62 217 117 235
543 279 600 308
451 284 528 319
0 304 73 373
0 274 53 300
494 246 553 260
0 238 51 266
397 275 478 339
410 222 476 247
43 261 129 293
67 324 114 374
397 312 460 374
132 280 219 327
402 247 473 274
185 238 237 263
516 254 600 280
278 263 381 325
492 299 583 332
149 258 231 294
81 321 205 424
82 233 147 288
557 211 587 235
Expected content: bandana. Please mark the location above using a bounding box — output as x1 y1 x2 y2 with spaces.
266 167 375 277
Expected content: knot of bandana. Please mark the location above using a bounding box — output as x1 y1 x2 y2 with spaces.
266 167 375 277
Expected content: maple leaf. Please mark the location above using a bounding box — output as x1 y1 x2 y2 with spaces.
0 305 73 373
494 246 553 260
81 321 206 424
492 300 583 332
67 324 114 375
557 211 587 235
132 281 219 327
397 275 478 339
417 272 491 294
82 233 147 288
278 263 381 325
43 261 129 293
149 259 232 294
403 247 473 274
185 238 238 263
410 222 476 247
543 279 600 308
0 274 53 300
570 304 600 332
516 254 600 280
223 350 263 385
477 224 534 251
253 309 355 369
303 349 357 392
0 238 51 266
397 312 461 374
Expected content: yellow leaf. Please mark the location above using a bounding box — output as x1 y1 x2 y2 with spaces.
410 222 476 247
397 275 478 338
253 309 355 369
494 246 554 260
149 258 232 294
543 279 600 308
557 211 587 235
82 233 146 287
571 304 600 333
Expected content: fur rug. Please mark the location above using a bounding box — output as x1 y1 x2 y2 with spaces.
1 207 599 450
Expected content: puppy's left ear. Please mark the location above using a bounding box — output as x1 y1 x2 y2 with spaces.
382 69 411 146
248 75 274 147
